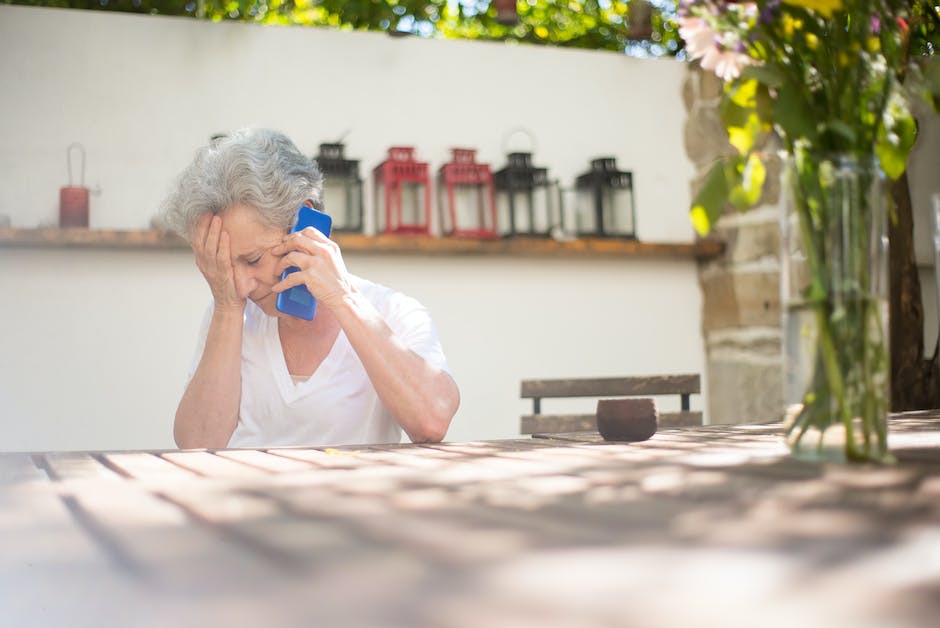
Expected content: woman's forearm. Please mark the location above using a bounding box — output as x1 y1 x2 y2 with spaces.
174 308 244 449
331 291 459 443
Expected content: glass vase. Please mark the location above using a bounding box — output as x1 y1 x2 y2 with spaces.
780 150 892 463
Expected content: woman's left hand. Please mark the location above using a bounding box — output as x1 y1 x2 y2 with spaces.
270 227 352 310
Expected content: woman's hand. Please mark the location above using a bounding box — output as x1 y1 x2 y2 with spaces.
271 227 352 310
192 213 244 313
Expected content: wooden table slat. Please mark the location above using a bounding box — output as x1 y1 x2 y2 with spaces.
104 452 199 480
41 453 123 481
266 447 378 468
160 451 273 478
0 453 44 485
216 449 318 473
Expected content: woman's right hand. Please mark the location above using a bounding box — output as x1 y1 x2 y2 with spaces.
192 213 245 312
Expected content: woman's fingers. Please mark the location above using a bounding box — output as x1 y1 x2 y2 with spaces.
218 229 232 267
192 213 210 248
191 213 211 257
270 228 334 257
205 214 222 258
192 214 222 259
271 269 306 294
274 251 306 275
300 226 331 242
188 213 243 309
269 227 350 308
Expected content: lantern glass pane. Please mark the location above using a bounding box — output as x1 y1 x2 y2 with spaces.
347 181 362 230
374 180 387 232
531 187 554 234
512 189 531 233
323 180 349 229
603 187 634 236
481 190 496 232
400 182 426 227
575 188 596 233
496 191 512 235
454 184 486 231
438 184 453 233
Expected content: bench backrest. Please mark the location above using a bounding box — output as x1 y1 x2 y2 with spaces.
520 374 702 434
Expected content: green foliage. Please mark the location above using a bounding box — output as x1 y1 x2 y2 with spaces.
4 0 682 56
690 151 766 234
875 89 918 180
679 0 938 236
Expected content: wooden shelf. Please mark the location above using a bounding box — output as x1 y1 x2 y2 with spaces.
0 228 724 261
0 228 185 250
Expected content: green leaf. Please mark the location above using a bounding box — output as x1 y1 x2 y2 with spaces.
727 154 765 210
690 154 765 234
740 65 785 89
720 97 752 130
727 79 759 108
690 205 712 237
822 120 857 145
690 160 730 236
876 92 917 180
754 84 775 128
721 80 768 156
772 84 817 143
727 112 764 155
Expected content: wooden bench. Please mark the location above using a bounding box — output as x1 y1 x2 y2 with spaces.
520 374 703 434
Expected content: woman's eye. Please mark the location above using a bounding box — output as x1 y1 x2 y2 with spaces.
246 255 262 266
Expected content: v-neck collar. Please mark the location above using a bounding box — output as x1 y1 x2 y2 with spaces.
266 314 345 404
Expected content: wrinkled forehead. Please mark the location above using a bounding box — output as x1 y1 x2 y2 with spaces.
218 205 284 253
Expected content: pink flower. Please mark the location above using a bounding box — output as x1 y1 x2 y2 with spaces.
678 16 752 82
678 17 717 58
702 48 751 81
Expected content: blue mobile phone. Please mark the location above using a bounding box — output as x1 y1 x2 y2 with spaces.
276 206 333 320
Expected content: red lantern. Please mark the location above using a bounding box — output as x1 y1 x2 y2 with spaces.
437 148 498 239
373 146 432 235
493 0 518 25
60 143 89 228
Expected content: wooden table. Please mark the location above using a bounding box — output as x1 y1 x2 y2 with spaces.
3 413 940 628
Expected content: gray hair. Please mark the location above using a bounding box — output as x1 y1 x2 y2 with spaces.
161 128 323 243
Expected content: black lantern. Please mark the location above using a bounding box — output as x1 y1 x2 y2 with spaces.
493 152 561 237
574 157 636 238
314 143 363 233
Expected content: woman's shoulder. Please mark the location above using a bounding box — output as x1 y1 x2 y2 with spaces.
350 274 426 318
349 274 393 300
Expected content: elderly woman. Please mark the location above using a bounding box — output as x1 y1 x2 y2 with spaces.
162 128 459 449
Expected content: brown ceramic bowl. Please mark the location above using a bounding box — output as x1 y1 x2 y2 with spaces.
596 397 658 442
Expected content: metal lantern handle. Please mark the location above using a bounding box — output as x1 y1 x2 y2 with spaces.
500 127 537 156
66 142 86 187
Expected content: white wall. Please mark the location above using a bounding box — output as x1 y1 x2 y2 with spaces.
0 6 703 451
907 102 940 354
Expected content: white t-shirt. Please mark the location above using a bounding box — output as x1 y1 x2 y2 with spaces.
188 275 450 448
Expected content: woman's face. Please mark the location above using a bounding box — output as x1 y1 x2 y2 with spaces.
218 204 287 316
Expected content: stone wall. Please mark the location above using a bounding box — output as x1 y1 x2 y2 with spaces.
683 67 784 424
